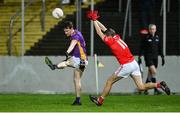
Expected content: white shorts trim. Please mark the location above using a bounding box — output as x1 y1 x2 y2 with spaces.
115 60 141 78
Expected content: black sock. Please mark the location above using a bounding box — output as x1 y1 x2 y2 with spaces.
146 76 152 83
53 65 59 69
151 77 158 92
151 77 156 83
76 97 80 103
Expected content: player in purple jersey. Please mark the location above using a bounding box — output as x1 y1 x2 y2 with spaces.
45 21 88 105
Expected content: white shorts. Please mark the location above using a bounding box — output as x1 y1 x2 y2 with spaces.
68 56 88 69
115 60 141 78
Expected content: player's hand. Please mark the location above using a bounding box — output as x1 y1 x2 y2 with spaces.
87 10 93 19
161 57 165 66
64 52 70 61
138 56 142 65
91 10 100 21
86 10 100 21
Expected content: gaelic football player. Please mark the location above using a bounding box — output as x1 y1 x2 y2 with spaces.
87 10 170 106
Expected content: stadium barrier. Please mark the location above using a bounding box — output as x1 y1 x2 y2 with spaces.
0 56 179 94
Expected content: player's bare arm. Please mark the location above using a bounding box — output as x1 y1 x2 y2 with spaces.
96 20 107 32
66 39 78 53
93 21 105 40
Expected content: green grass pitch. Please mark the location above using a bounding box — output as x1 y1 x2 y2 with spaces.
0 94 180 112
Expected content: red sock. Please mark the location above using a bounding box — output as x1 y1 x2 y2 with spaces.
156 82 161 88
98 96 104 105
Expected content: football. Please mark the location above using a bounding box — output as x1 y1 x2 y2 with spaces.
52 8 64 19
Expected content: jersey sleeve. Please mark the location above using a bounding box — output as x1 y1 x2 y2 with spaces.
71 34 80 41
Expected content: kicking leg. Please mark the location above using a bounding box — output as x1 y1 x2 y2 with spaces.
57 61 69 69
56 57 75 69
45 57 57 70
45 56 70 70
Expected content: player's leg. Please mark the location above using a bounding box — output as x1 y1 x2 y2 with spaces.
131 75 170 95
131 59 170 95
90 61 142 106
45 57 57 70
54 57 76 69
72 69 83 105
90 63 133 106
89 74 122 106
45 56 73 70
56 61 69 69
131 75 156 91
101 74 122 97
71 57 88 105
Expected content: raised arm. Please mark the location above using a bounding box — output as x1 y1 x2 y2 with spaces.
87 10 106 40
96 20 107 32
93 20 105 40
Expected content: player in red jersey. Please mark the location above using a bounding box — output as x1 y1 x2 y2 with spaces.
87 10 171 106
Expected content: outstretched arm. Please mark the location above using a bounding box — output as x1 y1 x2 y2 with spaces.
87 10 106 39
93 20 105 40
96 20 107 32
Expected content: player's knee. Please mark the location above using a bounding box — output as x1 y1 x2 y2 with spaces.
151 70 156 75
74 77 80 83
74 79 81 88
73 78 78 82
149 67 157 75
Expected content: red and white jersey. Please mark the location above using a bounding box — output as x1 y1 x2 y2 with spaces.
103 35 134 65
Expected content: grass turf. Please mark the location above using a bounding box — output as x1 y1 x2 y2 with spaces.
0 94 180 112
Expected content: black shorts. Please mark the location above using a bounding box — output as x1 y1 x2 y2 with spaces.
144 57 158 68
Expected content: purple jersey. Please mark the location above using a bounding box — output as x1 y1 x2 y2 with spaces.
70 30 87 60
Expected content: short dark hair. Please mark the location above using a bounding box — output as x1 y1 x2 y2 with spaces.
104 28 116 37
63 21 73 29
